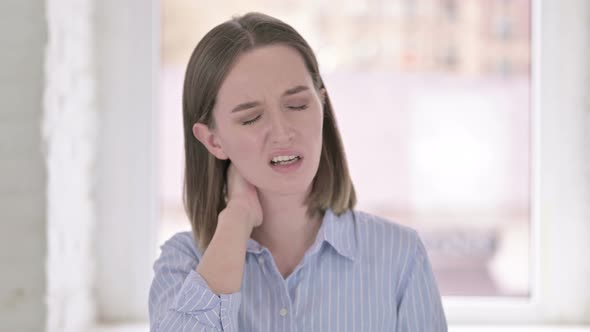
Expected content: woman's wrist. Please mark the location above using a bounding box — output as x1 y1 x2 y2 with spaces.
219 203 255 241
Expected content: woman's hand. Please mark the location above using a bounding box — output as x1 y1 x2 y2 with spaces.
224 162 263 229
213 161 263 254
196 162 262 295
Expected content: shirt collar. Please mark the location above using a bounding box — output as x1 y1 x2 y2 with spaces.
318 208 358 261
246 208 358 261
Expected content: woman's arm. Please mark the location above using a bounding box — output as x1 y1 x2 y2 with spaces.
149 204 255 332
396 233 448 332
150 161 263 331
196 204 254 294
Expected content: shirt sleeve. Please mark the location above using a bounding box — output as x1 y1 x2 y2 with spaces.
149 233 242 332
396 232 448 332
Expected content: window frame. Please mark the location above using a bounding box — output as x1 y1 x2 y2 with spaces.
93 0 590 326
443 0 590 324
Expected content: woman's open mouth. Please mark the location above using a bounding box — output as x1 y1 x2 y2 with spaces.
269 155 302 173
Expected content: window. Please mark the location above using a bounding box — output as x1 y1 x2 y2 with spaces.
159 0 532 298
93 0 590 328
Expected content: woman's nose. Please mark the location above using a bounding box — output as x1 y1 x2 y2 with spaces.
269 111 294 144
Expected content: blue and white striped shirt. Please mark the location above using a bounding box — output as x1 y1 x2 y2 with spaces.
149 208 447 331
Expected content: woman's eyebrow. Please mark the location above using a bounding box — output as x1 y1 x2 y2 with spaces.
282 85 309 97
230 85 310 114
231 101 260 113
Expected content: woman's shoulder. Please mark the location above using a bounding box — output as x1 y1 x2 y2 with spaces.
351 209 420 240
349 209 424 257
159 230 203 261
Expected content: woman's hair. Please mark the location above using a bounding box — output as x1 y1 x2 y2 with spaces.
183 12 356 252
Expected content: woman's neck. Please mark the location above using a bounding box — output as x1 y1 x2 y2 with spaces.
250 190 323 277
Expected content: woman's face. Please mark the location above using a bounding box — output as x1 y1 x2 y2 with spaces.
194 44 325 195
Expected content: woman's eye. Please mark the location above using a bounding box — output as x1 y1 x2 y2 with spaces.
242 115 261 126
288 104 308 110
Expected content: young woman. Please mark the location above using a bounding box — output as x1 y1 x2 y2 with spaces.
149 12 447 332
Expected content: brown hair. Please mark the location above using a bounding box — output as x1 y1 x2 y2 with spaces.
182 12 356 252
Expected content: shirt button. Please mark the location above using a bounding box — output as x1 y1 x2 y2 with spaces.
279 308 288 317
258 257 265 264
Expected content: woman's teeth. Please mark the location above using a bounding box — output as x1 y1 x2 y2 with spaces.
271 155 300 165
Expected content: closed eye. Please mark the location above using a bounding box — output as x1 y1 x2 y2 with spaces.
289 105 308 110
242 105 307 126
242 115 261 126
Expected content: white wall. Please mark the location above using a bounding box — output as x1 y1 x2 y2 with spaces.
44 0 98 331
537 0 590 321
1 0 99 331
94 0 159 323
0 0 159 329
0 1 48 332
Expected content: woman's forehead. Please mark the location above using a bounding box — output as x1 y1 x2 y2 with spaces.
216 45 313 107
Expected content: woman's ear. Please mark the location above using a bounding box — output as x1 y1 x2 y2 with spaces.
192 122 229 160
319 88 327 105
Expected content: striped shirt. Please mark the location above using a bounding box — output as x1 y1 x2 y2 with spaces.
149 208 447 331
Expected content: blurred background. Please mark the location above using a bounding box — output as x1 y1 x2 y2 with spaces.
160 0 532 298
1 0 588 331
